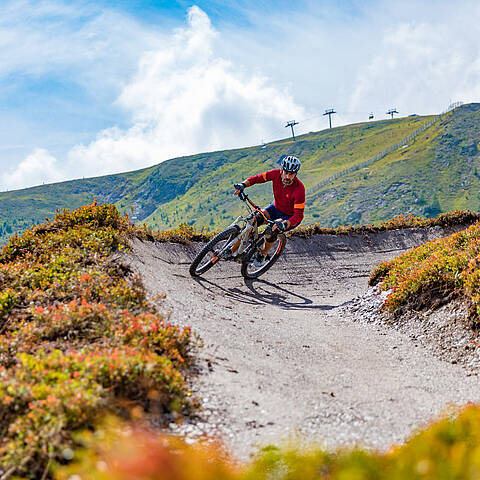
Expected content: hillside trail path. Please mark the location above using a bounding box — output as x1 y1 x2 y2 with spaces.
124 227 480 459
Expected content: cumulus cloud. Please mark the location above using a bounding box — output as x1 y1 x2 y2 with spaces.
2 148 63 191
348 3 480 117
64 6 305 179
1 5 306 189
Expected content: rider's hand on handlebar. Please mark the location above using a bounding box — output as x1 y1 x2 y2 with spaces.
233 183 245 195
273 220 287 232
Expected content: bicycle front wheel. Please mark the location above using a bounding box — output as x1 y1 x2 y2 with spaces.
241 233 286 279
189 225 240 277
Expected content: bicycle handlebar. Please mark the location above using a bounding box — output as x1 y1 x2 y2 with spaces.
237 190 274 225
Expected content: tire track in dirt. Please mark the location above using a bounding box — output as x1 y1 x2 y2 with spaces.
124 226 480 458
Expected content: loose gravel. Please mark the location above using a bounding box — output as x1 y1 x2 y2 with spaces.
347 286 479 372
124 226 480 459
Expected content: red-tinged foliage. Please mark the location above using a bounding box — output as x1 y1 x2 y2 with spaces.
370 220 480 323
0 202 195 479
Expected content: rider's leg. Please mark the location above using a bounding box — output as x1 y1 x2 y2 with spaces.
258 204 290 257
261 235 276 256
231 210 269 255
258 210 275 256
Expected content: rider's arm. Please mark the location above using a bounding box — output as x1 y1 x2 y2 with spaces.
245 169 277 186
287 184 306 228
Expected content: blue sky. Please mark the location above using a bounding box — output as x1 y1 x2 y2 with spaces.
1 0 480 190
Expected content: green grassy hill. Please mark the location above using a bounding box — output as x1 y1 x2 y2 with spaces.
306 103 480 226
1 103 479 242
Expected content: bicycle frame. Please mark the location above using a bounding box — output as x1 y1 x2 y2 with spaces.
189 190 287 278
223 192 274 259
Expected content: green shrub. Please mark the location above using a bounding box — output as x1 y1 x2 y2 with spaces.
0 202 195 478
370 221 480 321
293 210 480 238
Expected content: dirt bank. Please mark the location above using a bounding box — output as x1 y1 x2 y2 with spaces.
123 225 480 459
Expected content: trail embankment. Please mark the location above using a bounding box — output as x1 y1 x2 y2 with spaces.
124 225 480 458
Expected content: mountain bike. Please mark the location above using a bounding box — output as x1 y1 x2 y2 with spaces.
189 190 287 279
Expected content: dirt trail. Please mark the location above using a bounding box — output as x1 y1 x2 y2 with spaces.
124 226 480 459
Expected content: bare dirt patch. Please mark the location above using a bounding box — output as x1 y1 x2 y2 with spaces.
123 225 480 459
348 286 479 371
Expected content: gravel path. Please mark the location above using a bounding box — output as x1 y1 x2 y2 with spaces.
124 226 480 459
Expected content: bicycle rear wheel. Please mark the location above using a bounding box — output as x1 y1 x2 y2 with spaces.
241 233 286 279
189 225 240 277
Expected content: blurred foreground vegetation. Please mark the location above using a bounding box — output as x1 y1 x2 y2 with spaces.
57 405 480 480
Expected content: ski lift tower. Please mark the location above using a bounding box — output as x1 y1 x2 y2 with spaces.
323 108 336 128
386 108 399 119
285 120 299 142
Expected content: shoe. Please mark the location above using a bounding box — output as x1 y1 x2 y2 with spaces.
252 253 266 268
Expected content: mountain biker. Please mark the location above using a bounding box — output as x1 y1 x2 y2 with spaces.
233 155 305 267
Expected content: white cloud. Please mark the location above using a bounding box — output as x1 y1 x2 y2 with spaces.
348 4 480 118
4 0 480 190
62 6 306 180
2 148 63 191
2 5 306 189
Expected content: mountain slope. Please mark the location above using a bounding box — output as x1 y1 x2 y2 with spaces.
306 103 480 226
0 103 479 242
142 115 436 228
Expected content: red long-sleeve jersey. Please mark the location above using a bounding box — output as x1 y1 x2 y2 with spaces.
246 169 305 227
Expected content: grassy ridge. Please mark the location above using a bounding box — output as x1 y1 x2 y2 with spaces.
0 109 455 244
308 103 480 226
144 115 433 229
0 203 195 479
1 104 479 245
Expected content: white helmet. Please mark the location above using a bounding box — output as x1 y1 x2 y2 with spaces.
281 155 301 173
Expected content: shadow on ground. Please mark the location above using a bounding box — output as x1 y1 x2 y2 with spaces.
193 276 338 310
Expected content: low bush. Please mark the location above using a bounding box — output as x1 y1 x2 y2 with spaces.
0 202 194 479
369 220 480 322
137 210 480 245
152 223 214 244
293 210 480 238
56 405 480 480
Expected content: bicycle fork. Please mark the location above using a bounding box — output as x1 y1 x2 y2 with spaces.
224 216 257 259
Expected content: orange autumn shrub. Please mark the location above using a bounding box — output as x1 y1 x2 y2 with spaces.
0 202 195 479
